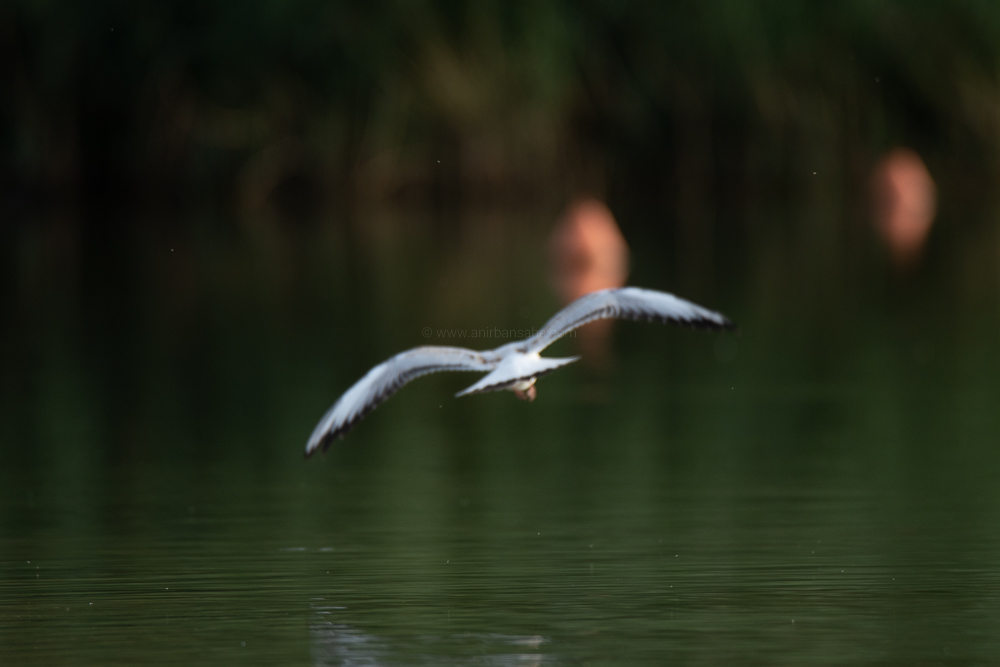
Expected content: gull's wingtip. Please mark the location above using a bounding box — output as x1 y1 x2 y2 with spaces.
718 315 738 332
304 424 329 458
679 313 737 332
304 424 340 458
304 437 324 458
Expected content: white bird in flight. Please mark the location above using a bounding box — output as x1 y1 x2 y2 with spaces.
305 287 735 456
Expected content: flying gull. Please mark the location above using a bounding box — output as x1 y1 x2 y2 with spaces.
305 287 735 456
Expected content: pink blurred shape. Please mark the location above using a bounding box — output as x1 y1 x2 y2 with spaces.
550 198 629 303
549 198 630 365
872 148 937 267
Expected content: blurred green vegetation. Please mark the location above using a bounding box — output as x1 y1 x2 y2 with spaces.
4 0 1000 210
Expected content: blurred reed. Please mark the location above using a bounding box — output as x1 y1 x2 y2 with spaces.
2 1 999 217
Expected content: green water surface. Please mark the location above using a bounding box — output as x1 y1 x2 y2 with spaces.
2 213 999 665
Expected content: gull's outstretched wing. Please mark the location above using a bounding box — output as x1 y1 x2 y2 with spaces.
522 287 736 354
305 346 497 456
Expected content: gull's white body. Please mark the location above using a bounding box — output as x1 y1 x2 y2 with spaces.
454 352 579 397
305 287 735 456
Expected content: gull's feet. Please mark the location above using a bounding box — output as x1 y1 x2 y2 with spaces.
514 385 537 402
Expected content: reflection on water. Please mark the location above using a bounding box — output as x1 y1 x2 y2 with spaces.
310 607 553 667
310 616 389 667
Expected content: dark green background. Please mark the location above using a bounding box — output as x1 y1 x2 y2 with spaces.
2 2 1000 664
